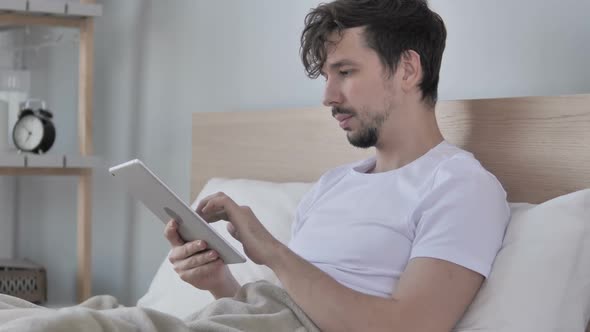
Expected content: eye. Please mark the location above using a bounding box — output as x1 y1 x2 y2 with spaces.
339 70 352 77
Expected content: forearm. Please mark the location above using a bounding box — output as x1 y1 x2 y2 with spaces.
268 244 400 332
210 272 240 300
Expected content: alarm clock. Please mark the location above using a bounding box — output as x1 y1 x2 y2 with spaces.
12 99 56 154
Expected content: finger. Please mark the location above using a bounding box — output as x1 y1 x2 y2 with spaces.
164 219 184 247
203 195 241 220
195 192 226 215
195 199 208 216
227 223 239 241
209 210 229 221
174 250 219 271
178 259 225 283
200 199 220 215
168 240 208 262
200 203 229 223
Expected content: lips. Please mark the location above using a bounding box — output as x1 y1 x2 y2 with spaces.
334 114 353 122
335 114 354 128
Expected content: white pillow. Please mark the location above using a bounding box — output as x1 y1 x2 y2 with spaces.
136 178 314 319
455 189 590 332
138 178 590 331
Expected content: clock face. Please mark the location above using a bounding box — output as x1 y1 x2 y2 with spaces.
14 115 44 151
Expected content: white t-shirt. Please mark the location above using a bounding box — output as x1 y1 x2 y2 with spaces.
288 140 511 298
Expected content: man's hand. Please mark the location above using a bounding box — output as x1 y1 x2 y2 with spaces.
164 219 240 299
196 192 284 265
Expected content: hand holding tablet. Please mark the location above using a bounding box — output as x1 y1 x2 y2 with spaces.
109 159 247 264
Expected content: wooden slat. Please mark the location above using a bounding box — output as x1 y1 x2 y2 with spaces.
191 94 590 204
0 154 24 167
0 13 83 28
1 154 102 167
26 154 62 168
27 0 65 15
76 9 94 302
78 17 93 156
66 3 102 17
76 171 92 303
0 167 87 176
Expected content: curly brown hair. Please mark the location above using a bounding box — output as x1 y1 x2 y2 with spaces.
300 0 447 107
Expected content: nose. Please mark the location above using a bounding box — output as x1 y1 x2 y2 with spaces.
322 78 343 107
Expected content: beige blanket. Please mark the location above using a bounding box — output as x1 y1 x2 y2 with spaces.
0 281 319 332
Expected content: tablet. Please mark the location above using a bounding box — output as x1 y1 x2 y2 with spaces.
109 159 247 264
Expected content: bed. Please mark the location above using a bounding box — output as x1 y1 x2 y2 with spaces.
161 93 587 331
189 94 590 204
1 94 587 331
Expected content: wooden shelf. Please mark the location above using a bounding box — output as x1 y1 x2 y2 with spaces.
0 0 97 304
0 153 102 175
0 0 102 17
0 0 101 28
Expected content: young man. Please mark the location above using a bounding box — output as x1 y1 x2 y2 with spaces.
165 1 510 331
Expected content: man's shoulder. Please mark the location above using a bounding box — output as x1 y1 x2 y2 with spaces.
410 141 508 203
420 150 508 213
432 151 501 189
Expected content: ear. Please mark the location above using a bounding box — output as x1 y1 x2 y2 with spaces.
399 50 422 93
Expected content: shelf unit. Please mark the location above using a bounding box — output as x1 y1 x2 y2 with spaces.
0 153 102 175
0 0 102 303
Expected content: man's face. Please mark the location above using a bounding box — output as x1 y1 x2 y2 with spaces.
321 27 403 148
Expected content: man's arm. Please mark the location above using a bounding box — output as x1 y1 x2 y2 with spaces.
269 247 484 332
198 192 484 332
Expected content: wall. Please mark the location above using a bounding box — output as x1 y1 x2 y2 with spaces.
0 31 18 259
14 25 89 304
0 29 30 260
430 0 590 99
11 0 590 305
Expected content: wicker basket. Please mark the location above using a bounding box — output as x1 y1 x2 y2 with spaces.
0 259 47 304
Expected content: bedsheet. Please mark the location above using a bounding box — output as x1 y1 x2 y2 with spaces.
0 281 318 332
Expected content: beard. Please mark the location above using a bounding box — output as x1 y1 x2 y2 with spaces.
333 106 387 149
347 126 379 148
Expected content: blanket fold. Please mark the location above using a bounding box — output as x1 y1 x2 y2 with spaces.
0 281 319 332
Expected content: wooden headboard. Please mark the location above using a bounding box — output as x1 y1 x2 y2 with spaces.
191 94 590 204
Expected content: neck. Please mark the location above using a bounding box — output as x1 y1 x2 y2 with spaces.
370 105 444 174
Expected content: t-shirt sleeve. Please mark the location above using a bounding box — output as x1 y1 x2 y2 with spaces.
409 156 511 278
290 180 320 239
